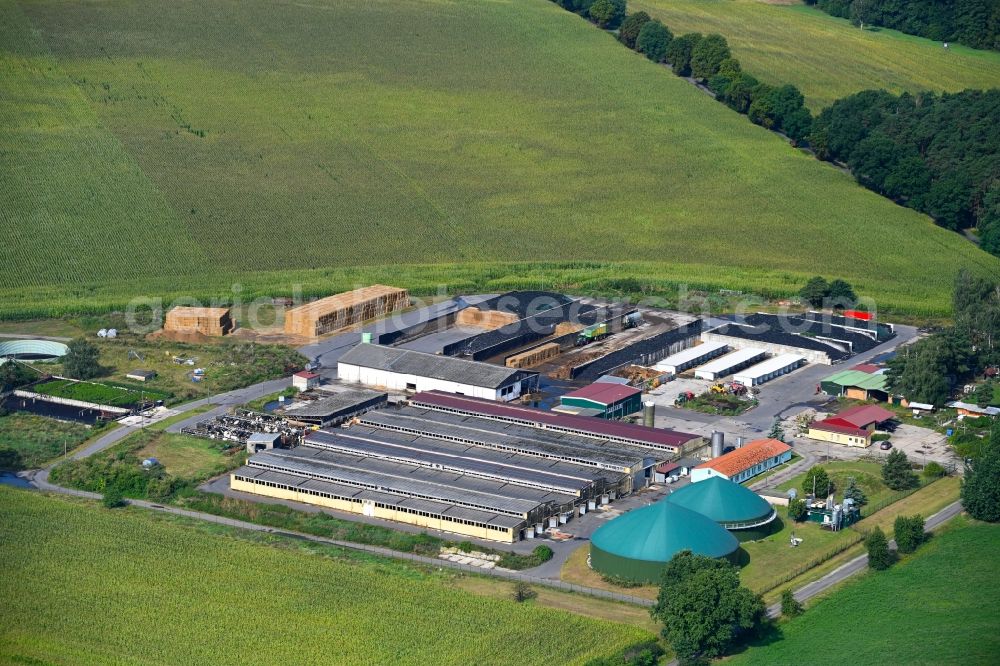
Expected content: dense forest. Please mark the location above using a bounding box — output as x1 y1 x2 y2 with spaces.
810 89 1000 250
807 0 1000 51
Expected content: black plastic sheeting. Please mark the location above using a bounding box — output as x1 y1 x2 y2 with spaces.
572 320 706 380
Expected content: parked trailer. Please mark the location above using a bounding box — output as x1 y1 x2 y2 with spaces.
575 323 609 346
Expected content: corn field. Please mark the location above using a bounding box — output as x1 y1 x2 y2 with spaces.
1 0 996 319
0 487 651 665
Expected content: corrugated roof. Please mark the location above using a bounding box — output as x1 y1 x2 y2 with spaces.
561 382 641 405
666 476 774 524
695 348 766 375
822 370 888 391
284 389 386 419
695 439 791 477
590 500 738 562
825 404 895 428
654 341 728 370
410 391 699 450
732 353 804 381
339 344 535 389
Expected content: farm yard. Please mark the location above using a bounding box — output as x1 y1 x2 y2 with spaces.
633 0 1000 110
0 487 652 665
1 0 997 319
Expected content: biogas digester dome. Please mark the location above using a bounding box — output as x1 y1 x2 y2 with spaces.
666 476 778 541
590 500 739 583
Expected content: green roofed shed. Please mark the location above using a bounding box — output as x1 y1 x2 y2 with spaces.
666 477 776 537
590 500 739 583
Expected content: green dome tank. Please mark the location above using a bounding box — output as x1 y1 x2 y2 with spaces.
665 477 776 530
589 499 739 583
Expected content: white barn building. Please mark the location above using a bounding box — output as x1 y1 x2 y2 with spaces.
337 343 539 401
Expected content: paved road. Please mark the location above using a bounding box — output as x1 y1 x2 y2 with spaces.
30 377 290 486
764 499 963 618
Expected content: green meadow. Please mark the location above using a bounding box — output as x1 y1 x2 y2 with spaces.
731 518 1000 665
633 0 1000 109
1 0 997 318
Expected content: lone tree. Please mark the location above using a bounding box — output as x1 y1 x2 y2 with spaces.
843 476 868 507
102 486 126 509
512 581 536 602
962 426 1000 522
652 551 765 664
865 526 894 570
799 276 829 308
780 588 804 617
62 337 102 380
636 19 672 63
893 514 926 554
882 449 919 491
768 417 785 442
618 11 651 49
802 465 832 498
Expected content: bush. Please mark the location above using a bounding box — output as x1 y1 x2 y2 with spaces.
893 514 926 554
781 588 804 617
102 486 126 509
802 465 833 497
788 497 807 522
600 573 643 588
923 461 946 479
512 581 537 602
865 527 894 571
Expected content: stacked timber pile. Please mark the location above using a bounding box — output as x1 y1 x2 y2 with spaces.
283 285 408 338
505 342 560 368
164 306 234 336
456 308 520 330
554 321 584 336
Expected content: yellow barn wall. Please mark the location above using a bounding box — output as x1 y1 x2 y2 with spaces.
231 477 517 543
807 428 870 448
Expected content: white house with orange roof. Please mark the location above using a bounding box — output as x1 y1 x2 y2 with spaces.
691 439 793 484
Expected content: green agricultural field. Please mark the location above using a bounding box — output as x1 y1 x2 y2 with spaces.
1 0 998 319
0 487 651 664
33 378 169 407
732 518 1000 665
633 0 1000 109
0 412 95 470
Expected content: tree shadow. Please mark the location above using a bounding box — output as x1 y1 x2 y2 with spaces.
728 619 785 656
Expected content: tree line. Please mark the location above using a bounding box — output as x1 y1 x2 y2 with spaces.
548 0 1000 259
806 0 1000 52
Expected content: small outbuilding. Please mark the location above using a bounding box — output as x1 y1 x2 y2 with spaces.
589 500 739 584
292 370 320 391
666 476 778 540
126 369 157 382
559 382 642 419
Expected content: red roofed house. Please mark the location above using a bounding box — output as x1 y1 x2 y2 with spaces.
292 370 320 391
807 404 895 448
691 439 793 484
